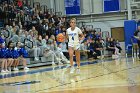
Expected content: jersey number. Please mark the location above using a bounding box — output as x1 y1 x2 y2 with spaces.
72 36 74 41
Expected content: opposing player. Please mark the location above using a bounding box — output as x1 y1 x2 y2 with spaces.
66 18 84 74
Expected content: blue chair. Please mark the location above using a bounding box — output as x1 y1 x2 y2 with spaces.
125 44 133 57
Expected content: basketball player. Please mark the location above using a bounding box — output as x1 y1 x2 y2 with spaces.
66 18 84 74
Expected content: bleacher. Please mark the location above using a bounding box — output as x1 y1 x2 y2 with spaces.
0 0 123 70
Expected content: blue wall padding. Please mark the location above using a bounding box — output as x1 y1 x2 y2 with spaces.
124 20 137 48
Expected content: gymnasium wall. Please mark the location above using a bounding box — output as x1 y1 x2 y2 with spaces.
33 0 127 15
33 0 52 8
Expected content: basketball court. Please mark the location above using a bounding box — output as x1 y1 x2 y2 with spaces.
0 57 140 93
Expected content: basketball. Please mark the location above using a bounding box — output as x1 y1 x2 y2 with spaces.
57 33 65 42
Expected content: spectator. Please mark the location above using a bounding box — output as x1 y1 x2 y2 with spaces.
14 41 29 71
106 38 115 54
0 37 8 73
115 40 122 53
55 43 69 64
87 39 98 59
134 26 140 59
25 31 41 61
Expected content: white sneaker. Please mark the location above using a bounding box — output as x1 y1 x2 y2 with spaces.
16 68 19 71
8 67 11 72
1 70 6 73
24 67 29 70
52 62 56 65
13 67 19 71
5 69 10 73
58 62 63 65
66 61 70 64
76 68 80 74
35 57 39 61
70 67 75 74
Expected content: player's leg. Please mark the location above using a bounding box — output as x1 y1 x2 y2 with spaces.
68 47 74 67
13 59 19 71
75 49 81 74
68 47 74 73
7 58 14 72
75 50 80 68
21 58 29 70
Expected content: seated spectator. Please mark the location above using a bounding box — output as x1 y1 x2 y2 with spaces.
43 41 61 65
55 43 69 64
42 19 49 37
36 35 46 56
0 37 8 73
80 40 88 56
7 41 15 72
29 26 38 38
106 38 115 54
42 35 49 47
14 41 29 71
87 39 98 59
94 39 103 57
25 31 41 61
115 39 122 53
10 34 20 45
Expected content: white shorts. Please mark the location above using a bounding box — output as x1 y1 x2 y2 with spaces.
68 42 80 50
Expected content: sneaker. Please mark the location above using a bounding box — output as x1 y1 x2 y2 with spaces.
15 68 19 71
66 61 70 64
8 67 11 72
24 67 29 70
70 67 75 74
76 68 80 74
35 57 39 61
58 62 63 65
13 67 19 71
5 70 10 73
52 62 56 65
1 70 6 73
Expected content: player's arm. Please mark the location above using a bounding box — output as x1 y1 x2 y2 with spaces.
79 33 84 41
78 28 85 43
65 30 69 40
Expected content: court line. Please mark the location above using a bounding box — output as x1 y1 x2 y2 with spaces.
34 59 140 93
101 63 138 85
35 65 140 93
0 57 118 79
0 57 122 79
0 60 99 79
0 57 136 80
0 58 135 79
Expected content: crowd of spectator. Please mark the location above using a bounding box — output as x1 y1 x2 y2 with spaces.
0 0 122 73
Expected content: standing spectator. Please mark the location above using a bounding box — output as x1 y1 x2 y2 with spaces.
134 26 140 59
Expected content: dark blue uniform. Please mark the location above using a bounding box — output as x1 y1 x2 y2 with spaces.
17 48 28 58
0 48 8 58
7 48 19 59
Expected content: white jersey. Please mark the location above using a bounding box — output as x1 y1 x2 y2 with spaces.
67 27 82 44
67 27 82 50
